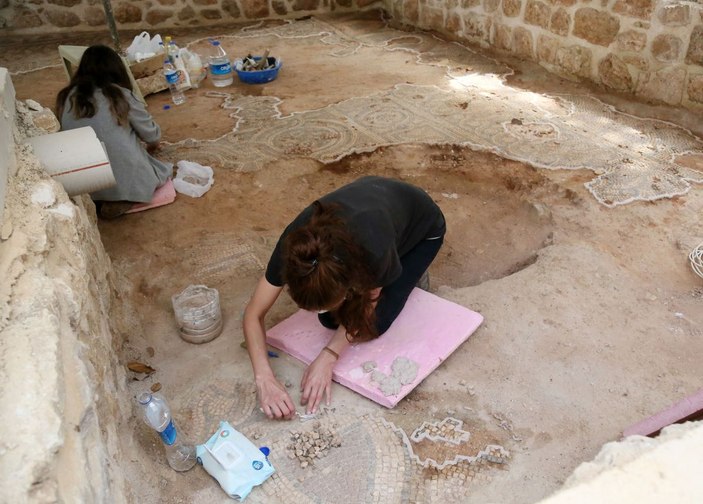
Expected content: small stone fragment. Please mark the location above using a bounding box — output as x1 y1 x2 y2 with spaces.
371 370 386 383
390 356 419 385
0 221 13 241
362 361 377 373
26 99 43 111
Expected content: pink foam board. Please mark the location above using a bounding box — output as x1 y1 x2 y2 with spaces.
266 288 484 408
622 388 703 438
126 179 176 214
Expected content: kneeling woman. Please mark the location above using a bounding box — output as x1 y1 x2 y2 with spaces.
243 176 445 420
56 45 172 219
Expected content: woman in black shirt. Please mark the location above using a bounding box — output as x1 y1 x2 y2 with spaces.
243 176 445 420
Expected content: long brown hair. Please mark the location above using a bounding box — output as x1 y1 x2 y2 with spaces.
56 45 132 127
283 201 379 341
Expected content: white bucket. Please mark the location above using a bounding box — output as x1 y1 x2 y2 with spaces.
28 126 116 196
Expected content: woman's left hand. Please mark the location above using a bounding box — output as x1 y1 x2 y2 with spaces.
300 350 337 414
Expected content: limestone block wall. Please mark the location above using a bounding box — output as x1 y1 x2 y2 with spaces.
385 0 703 108
0 69 14 229
537 421 703 503
0 71 132 503
0 0 381 33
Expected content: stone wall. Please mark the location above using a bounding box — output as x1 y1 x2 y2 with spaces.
0 69 14 229
537 421 703 503
0 0 381 33
385 0 703 107
0 70 132 503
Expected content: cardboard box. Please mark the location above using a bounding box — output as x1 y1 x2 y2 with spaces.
129 55 164 79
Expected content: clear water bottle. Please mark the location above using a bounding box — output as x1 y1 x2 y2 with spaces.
208 40 233 87
167 39 179 64
136 391 196 472
163 60 186 105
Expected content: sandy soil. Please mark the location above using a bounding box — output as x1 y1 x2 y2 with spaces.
3 11 702 504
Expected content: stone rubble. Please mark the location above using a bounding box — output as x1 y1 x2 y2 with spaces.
286 421 342 468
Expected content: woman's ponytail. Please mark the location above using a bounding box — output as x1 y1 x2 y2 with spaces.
283 201 378 341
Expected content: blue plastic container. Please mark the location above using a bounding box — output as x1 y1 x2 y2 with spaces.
234 56 282 84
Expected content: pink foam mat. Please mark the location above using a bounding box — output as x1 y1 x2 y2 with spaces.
622 388 703 438
126 179 176 214
266 288 484 408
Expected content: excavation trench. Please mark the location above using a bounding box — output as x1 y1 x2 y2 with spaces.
4 12 702 504
101 145 555 502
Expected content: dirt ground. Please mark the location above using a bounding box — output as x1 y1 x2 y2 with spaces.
3 11 703 504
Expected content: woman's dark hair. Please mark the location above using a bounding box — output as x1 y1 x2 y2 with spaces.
56 45 132 127
283 201 379 342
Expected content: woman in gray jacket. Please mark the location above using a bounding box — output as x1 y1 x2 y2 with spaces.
56 45 172 219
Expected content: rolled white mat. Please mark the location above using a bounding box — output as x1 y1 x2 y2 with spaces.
28 126 116 197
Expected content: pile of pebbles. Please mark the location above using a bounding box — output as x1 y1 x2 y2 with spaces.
286 421 342 468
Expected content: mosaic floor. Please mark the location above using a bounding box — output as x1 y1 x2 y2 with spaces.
181 376 509 503
159 17 703 207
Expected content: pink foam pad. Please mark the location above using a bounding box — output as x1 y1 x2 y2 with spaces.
266 288 484 408
622 388 703 438
126 179 176 214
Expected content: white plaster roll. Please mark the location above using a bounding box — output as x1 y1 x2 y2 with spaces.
28 126 116 196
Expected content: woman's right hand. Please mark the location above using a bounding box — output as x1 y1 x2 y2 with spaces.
256 374 296 420
243 277 289 420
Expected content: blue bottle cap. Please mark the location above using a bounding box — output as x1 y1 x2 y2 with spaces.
163 105 171 110
259 446 270 457
212 40 221 46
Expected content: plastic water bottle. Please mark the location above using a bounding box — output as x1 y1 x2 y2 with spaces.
208 40 233 87
167 39 179 64
136 391 196 472
163 60 186 105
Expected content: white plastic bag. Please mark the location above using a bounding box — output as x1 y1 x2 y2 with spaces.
126 32 164 62
173 160 214 198
181 49 207 88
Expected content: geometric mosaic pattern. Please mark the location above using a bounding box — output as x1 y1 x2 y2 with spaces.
185 232 267 284
394 417 509 470
410 417 472 446
183 373 510 503
165 18 703 208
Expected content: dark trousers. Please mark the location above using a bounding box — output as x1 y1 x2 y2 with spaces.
318 235 444 336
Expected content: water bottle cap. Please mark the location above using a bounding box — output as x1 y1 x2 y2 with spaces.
164 59 170 64
137 392 153 405
212 40 221 46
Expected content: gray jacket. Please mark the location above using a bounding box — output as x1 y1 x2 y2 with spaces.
61 86 172 203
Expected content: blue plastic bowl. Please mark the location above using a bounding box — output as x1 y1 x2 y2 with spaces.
234 56 282 84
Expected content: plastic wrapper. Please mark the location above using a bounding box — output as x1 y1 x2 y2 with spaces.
172 160 214 198
196 421 274 501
